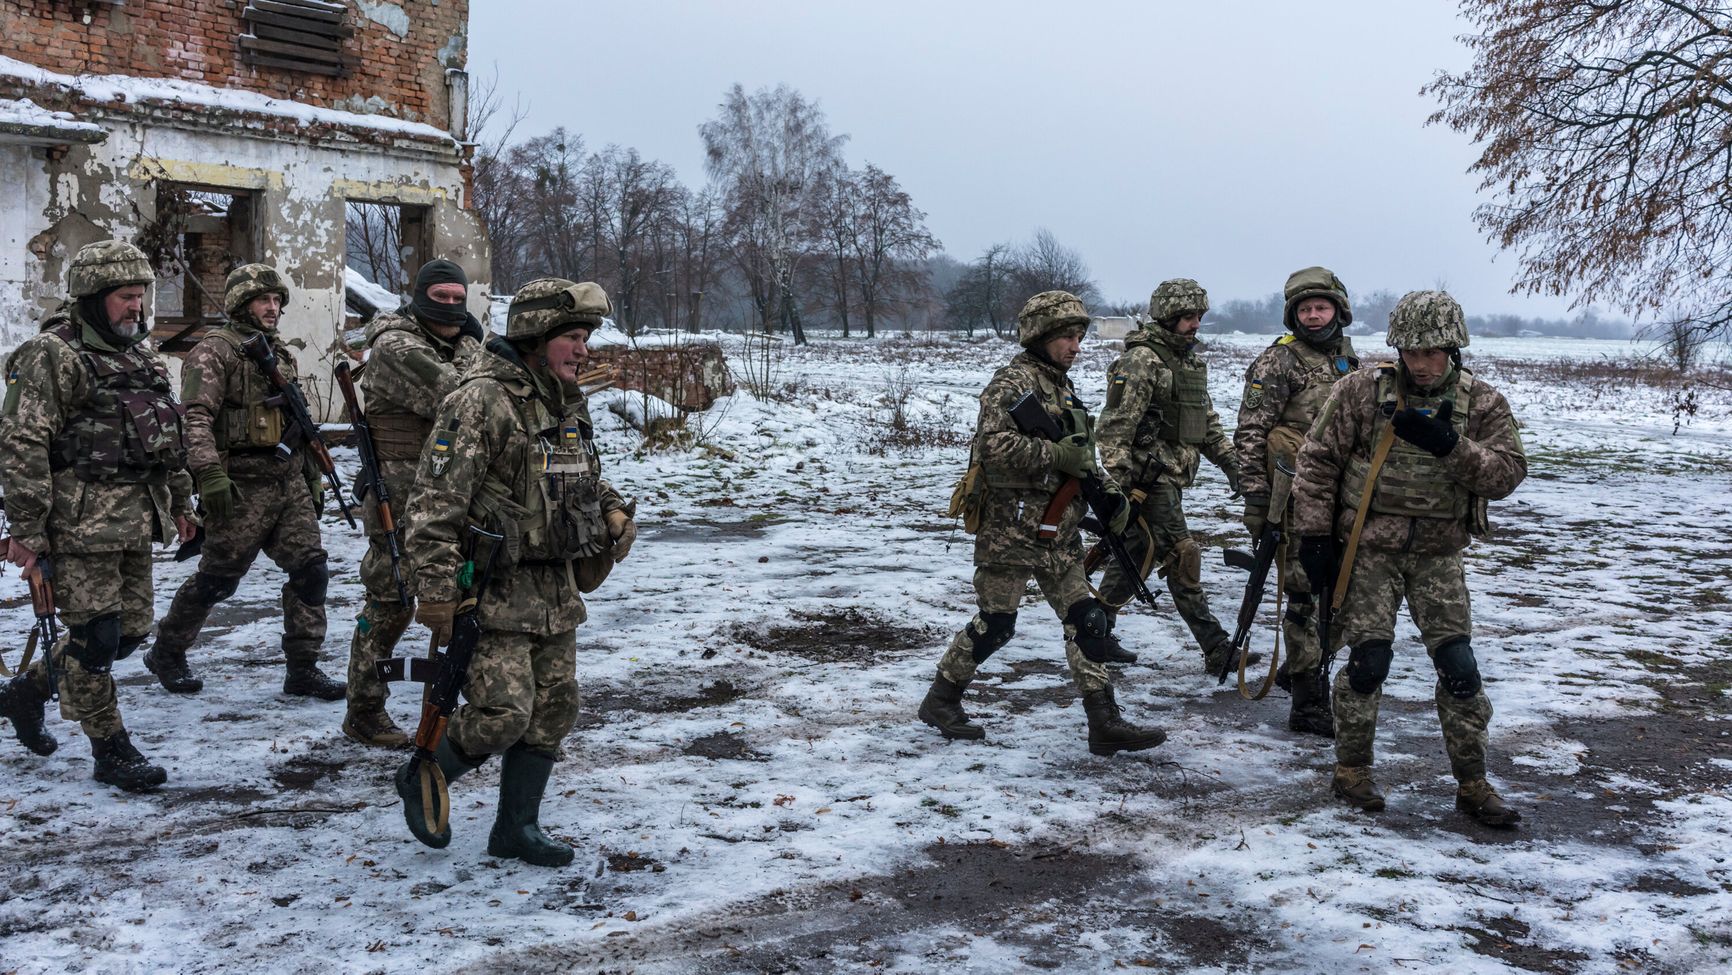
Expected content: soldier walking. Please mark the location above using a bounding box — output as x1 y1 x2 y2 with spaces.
396 278 636 866
1094 279 1243 674
342 259 484 747
0 240 197 791
144 265 346 700
1293 291 1526 826
918 291 1165 756
1235 267 1360 736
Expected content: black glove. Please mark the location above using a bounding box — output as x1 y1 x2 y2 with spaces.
1298 535 1338 594
1391 400 1459 457
1098 482 1132 536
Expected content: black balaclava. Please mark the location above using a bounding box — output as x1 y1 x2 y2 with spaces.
411 259 470 328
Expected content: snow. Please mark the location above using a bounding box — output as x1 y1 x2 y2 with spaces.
0 96 104 139
1 333 1729 973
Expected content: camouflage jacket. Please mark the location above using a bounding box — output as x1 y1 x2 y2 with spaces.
1293 364 1526 555
971 350 1090 569
358 311 483 507
0 307 193 554
180 321 307 480
1096 325 1234 490
404 339 625 633
1234 333 1358 499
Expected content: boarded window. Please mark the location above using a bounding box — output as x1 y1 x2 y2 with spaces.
240 0 353 77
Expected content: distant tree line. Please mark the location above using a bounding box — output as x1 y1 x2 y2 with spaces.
1207 290 1631 339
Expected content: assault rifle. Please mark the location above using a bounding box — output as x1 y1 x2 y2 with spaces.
0 552 59 701
376 525 505 840
237 331 357 529
333 361 408 606
1007 392 1160 612
1219 456 1296 689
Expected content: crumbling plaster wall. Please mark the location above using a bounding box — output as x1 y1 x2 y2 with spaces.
0 143 55 352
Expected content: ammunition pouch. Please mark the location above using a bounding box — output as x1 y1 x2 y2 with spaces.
947 462 985 534
47 321 188 484
368 411 434 461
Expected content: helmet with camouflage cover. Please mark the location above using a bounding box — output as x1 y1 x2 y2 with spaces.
1387 290 1469 350
1016 290 1090 348
1282 266 1353 332
1147 278 1209 325
224 264 291 319
506 278 611 341
67 240 154 298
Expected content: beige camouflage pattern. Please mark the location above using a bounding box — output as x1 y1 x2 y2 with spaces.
1015 290 1090 348
1098 482 1229 658
178 321 307 475
223 263 291 319
968 350 1090 568
1146 278 1208 323
66 240 153 298
937 563 1109 694
1096 323 1234 491
505 278 611 341
1386 290 1469 350
1281 266 1354 330
446 629 582 757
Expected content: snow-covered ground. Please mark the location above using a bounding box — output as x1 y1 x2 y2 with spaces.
2 332 1728 974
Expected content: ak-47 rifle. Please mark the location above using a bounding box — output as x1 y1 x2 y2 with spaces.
0 500 58 697
333 360 408 606
376 525 505 840
1219 456 1296 696
1007 392 1160 612
236 330 357 529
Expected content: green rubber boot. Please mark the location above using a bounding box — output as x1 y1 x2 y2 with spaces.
486 745 574 867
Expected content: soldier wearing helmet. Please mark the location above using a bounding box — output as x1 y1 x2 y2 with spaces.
0 240 197 792
1093 279 1244 675
1234 266 1361 737
341 259 485 748
1292 290 1528 827
920 290 1166 757
147 263 346 702
394 278 636 867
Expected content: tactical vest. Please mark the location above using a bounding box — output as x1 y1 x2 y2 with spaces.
1144 340 1210 445
201 327 286 451
466 379 608 566
1267 335 1358 466
363 316 444 460
46 320 188 484
1341 365 1473 520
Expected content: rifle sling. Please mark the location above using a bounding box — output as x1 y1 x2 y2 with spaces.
1331 387 1403 612
1236 535 1284 701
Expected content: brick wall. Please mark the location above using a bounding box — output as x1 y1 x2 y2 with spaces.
1 0 467 128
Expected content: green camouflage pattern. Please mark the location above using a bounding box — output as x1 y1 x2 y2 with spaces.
505 278 611 341
446 628 581 757
1146 278 1208 323
223 263 291 320
1015 290 1090 348
1234 333 1358 499
968 350 1090 568
66 240 153 299
1282 266 1353 330
40 317 188 485
1097 481 1230 660
1097 323 1234 491
179 321 304 473
937 563 1110 695
1386 290 1469 350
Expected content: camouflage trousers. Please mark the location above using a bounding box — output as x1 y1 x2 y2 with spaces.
1331 547 1491 782
1098 482 1229 657
346 464 417 706
156 469 329 664
938 561 1112 695
1274 530 1329 678
447 627 581 757
13 550 155 739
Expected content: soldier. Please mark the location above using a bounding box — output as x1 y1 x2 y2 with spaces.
0 240 196 791
1293 291 1526 827
918 290 1164 757
143 265 345 700
342 259 484 747
1235 267 1360 736
395 278 636 866
1095 279 1243 674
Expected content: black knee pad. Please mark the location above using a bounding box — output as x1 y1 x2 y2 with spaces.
191 571 243 605
1344 640 1395 695
65 613 124 674
1063 598 1111 663
1433 636 1482 699
116 633 146 661
288 557 330 607
1284 598 1314 627
968 611 1017 664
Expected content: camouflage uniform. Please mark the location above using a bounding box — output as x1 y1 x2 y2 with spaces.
343 264 483 744
1292 291 1527 825
1096 279 1240 672
1234 267 1359 734
0 240 193 791
148 265 344 699
920 291 1164 757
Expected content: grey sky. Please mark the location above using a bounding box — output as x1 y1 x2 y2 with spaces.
471 0 1577 319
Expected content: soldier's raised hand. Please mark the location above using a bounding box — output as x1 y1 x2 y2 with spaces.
1391 401 1459 457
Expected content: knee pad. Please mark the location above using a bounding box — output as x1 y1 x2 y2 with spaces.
116 633 146 661
65 614 124 674
287 557 330 607
1063 598 1111 663
1433 636 1482 699
1165 538 1202 590
1284 600 1314 627
191 571 242 605
968 611 1017 664
1344 640 1395 695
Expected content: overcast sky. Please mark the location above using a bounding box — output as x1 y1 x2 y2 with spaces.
471 0 1579 319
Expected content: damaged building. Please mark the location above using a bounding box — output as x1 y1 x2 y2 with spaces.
0 0 487 415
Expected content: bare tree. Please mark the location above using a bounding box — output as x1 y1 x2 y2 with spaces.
809 167 862 337
851 164 939 338
1427 1 1732 342
946 242 1016 337
466 65 529 291
1009 228 1100 306
344 202 404 292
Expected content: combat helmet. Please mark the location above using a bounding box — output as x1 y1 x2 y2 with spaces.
224 264 291 319
1387 290 1469 350
1016 290 1090 348
506 278 611 341
67 240 154 298
1282 266 1352 334
1147 278 1209 326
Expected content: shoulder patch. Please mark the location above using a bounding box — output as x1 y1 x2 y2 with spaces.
1276 335 1296 346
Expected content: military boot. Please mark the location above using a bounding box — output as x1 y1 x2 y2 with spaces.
487 745 575 867
917 674 984 741
1100 614 1138 665
395 737 485 849
0 675 58 757
1331 764 1385 812
142 645 203 694
1288 668 1335 738
1456 778 1521 828
90 731 167 792
283 661 346 701
1082 687 1167 756
1202 641 1262 677
343 701 409 748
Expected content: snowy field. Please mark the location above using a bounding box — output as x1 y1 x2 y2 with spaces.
2 331 1729 974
